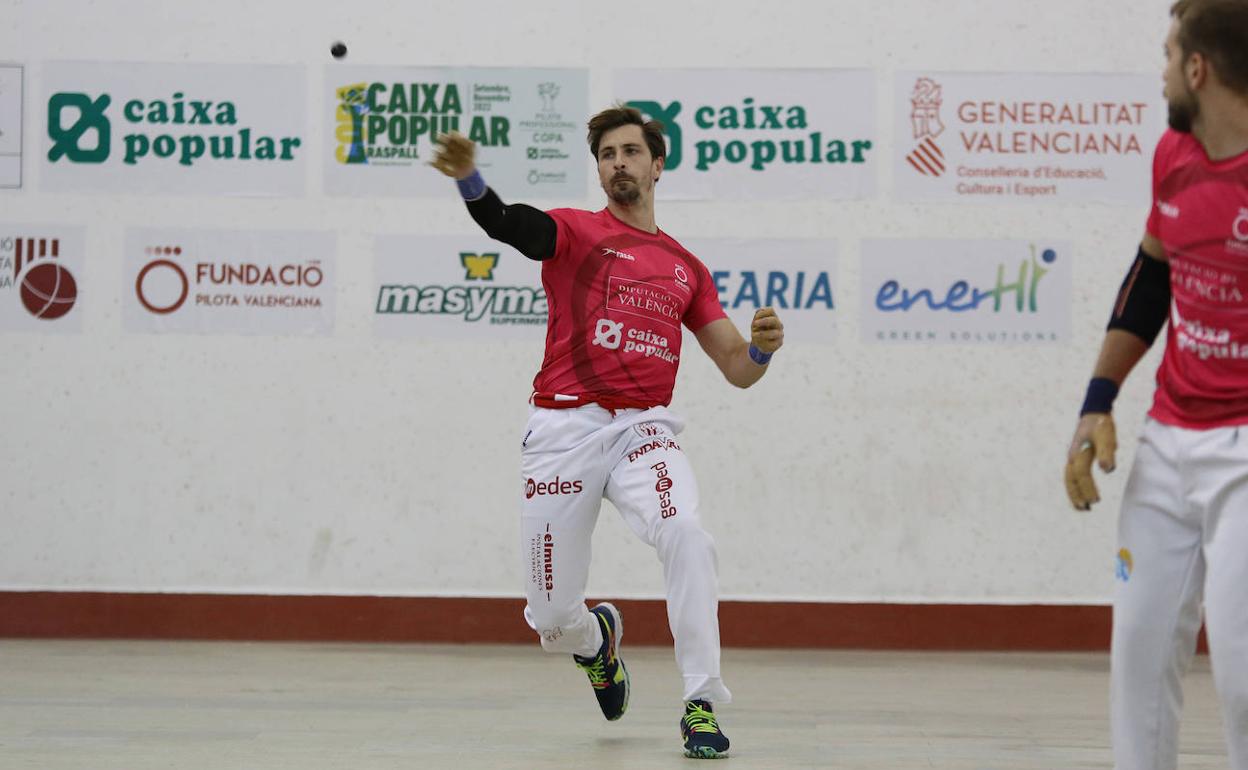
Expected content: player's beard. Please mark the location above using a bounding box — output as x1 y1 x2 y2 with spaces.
1167 87 1198 133
608 174 642 206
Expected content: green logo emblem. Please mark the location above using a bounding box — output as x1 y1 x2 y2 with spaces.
48 93 111 163
627 100 683 170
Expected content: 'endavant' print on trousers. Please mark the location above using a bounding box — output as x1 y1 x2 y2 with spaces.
1112 419 1248 770
519 404 731 704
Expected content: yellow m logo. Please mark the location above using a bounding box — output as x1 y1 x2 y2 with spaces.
461 252 499 280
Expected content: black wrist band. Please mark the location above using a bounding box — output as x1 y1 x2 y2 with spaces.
1080 377 1119 415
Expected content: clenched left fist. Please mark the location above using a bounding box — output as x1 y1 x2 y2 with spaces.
751 307 784 354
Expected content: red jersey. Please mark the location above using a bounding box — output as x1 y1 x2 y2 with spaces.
533 208 727 407
1146 129 1248 428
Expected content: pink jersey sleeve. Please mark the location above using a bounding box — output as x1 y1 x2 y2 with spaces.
682 257 728 332
1146 130 1175 239
545 208 582 262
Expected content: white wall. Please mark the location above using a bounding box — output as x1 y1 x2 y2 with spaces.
0 0 1174 602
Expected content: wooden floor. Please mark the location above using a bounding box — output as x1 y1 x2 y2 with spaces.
0 641 1229 769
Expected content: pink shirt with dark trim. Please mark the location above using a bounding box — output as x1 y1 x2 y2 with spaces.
1146 129 1248 428
533 208 727 406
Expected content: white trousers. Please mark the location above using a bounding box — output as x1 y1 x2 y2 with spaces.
1112 419 1248 770
519 403 731 705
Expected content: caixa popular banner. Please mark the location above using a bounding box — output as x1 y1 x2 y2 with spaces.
41 62 307 196
326 67 587 199
615 69 877 201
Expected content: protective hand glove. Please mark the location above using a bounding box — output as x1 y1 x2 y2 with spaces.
1064 413 1118 511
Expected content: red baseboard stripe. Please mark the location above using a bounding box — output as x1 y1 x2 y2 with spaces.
0 591 1194 651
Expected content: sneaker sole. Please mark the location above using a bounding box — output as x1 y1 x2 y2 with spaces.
594 602 629 721
683 746 729 759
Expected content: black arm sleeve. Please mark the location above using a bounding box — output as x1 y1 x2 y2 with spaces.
464 187 558 261
1106 247 1171 345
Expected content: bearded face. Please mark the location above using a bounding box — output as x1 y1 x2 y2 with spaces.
608 171 643 206
1163 20 1200 134
1167 83 1199 133
596 124 661 208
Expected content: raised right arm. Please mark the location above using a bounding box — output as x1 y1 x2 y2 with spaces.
430 132 557 261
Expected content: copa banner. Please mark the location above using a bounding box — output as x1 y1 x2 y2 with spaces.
41 62 306 196
614 69 877 200
0 64 22 188
860 239 1072 344
681 238 837 343
0 225 87 333
373 235 547 340
894 72 1163 204
124 228 335 336
326 67 588 199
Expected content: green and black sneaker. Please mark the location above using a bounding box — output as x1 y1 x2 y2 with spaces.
680 699 730 759
572 602 629 721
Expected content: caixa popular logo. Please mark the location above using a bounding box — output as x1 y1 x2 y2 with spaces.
628 98 873 173
47 91 302 167
0 236 78 319
525 476 584 499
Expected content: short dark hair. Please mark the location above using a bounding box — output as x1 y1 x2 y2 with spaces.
587 104 666 161
1171 0 1248 95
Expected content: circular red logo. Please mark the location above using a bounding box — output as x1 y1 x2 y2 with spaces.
655 477 673 493
20 262 78 319
525 479 537 499
1234 210 1248 242
136 259 189 314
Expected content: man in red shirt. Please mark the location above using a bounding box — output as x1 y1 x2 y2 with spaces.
1065 2 1248 767
432 105 784 760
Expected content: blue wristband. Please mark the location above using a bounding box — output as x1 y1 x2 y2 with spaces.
748 344 773 366
1080 377 1119 415
456 169 486 201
